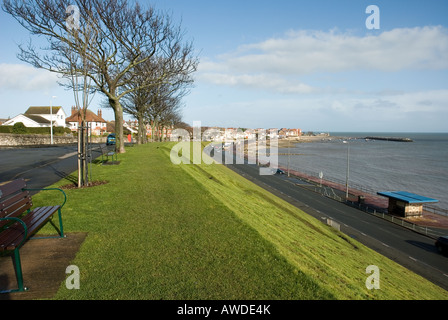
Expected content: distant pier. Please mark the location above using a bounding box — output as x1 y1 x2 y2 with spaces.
365 136 413 142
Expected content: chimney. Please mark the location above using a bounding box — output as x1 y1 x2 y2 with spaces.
71 106 76 115
98 109 102 118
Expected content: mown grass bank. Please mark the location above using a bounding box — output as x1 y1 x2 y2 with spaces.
33 142 448 299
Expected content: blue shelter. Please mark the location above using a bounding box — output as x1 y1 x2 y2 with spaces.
377 191 438 217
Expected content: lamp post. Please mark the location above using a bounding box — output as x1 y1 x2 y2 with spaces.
287 138 290 177
50 96 57 144
345 141 350 200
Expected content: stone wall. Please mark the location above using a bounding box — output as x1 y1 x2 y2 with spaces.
0 133 106 147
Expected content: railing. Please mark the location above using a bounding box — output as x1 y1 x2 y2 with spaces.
425 205 448 217
345 200 446 239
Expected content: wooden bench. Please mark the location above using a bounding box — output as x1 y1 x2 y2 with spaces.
0 179 66 293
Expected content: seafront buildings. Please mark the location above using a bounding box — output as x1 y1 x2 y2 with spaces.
1 106 308 141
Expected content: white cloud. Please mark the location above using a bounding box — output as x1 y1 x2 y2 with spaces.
197 26 448 96
0 63 59 92
197 72 315 94
226 26 448 74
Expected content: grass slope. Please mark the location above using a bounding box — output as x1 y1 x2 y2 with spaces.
32 142 447 299
178 143 448 299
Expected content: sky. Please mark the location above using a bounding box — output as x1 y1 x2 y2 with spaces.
0 0 447 132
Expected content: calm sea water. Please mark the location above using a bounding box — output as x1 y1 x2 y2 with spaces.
278 133 448 211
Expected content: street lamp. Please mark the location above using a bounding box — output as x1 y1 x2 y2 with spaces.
287 138 290 177
50 96 57 144
345 141 350 200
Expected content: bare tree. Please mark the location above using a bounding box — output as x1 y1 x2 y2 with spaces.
120 38 198 144
64 20 97 187
146 87 186 142
2 0 191 154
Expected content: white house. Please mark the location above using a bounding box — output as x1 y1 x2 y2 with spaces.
2 106 67 128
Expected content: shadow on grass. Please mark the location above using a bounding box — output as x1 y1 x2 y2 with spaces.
48 164 109 189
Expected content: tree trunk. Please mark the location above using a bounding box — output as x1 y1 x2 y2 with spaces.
77 125 82 188
77 120 89 188
137 114 147 145
110 98 126 153
83 123 89 185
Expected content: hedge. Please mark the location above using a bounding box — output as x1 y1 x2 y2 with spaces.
0 124 72 135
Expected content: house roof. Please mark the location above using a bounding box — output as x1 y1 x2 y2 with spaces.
25 106 63 115
3 114 50 126
66 109 106 123
25 115 51 124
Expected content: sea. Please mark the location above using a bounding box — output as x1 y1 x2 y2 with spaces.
277 132 448 212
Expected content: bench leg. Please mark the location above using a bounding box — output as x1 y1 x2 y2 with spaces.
0 248 28 294
30 209 65 241
58 207 64 238
13 248 27 292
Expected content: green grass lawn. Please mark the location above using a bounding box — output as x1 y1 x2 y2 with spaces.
33 142 448 300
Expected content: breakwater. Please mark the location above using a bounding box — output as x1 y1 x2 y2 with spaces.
365 136 413 142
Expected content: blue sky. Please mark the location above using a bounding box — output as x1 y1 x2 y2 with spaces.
1 0 447 132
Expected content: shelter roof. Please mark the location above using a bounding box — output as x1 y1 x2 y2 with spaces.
377 191 438 204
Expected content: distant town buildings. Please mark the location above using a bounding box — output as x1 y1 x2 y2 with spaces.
199 126 302 141
278 128 302 138
1 106 307 140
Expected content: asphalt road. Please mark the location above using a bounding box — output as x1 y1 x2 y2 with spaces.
0 144 105 190
225 161 448 292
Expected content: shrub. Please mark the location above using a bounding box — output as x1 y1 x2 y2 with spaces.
12 122 27 134
0 126 13 133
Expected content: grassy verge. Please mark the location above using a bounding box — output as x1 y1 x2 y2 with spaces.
33 142 448 299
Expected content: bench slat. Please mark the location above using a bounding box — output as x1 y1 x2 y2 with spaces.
0 190 31 212
0 206 60 252
0 190 32 229
0 195 32 217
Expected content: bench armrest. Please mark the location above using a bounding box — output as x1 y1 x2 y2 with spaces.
23 188 67 208
0 217 28 249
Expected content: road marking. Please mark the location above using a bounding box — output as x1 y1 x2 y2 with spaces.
381 242 390 248
409 256 418 262
58 152 78 159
